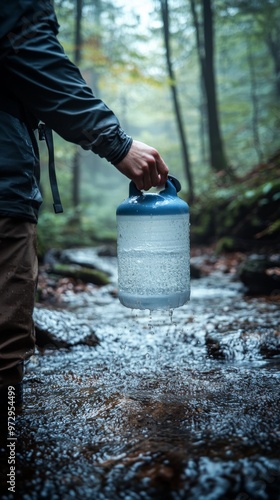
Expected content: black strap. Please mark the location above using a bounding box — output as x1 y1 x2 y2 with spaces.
38 123 63 214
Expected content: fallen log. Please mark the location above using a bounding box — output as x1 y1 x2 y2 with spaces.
49 263 110 286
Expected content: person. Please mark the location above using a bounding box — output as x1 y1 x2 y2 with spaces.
0 0 169 408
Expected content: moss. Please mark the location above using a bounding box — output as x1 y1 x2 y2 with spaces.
215 237 235 254
51 263 110 286
189 158 280 249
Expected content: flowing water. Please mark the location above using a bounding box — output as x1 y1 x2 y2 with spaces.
1 249 280 499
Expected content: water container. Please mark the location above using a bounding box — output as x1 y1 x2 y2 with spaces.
116 175 190 310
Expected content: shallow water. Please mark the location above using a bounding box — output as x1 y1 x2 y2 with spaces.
1 250 280 499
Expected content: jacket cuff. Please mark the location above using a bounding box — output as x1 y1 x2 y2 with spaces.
91 127 133 165
107 129 133 165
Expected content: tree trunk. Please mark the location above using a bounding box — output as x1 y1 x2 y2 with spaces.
266 33 280 99
199 76 208 164
247 36 264 163
160 0 194 202
190 0 228 173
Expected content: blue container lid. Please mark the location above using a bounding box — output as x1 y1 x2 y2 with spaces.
116 176 189 216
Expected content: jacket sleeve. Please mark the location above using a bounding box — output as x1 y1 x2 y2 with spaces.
2 5 132 165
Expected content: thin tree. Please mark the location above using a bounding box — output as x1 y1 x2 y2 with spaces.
160 0 194 202
246 35 264 163
264 17 280 99
190 0 228 173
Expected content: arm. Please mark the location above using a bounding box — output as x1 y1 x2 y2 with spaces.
3 17 131 164
2 4 168 188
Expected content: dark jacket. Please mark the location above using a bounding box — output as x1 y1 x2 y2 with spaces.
0 0 132 222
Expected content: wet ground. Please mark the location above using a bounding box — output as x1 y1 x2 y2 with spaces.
1 249 280 499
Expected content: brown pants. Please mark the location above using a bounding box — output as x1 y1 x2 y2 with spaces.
0 218 37 388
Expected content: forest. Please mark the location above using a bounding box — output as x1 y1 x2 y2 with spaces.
9 2 280 497
38 0 280 255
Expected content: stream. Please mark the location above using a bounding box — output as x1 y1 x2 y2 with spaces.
2 249 280 499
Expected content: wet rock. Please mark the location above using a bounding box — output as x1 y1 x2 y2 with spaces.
259 330 280 358
43 248 61 265
97 244 117 257
33 306 99 349
238 254 280 295
190 263 202 279
206 330 280 360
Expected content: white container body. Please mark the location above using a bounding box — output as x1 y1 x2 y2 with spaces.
117 213 190 310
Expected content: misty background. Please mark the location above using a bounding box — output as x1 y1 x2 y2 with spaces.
37 0 280 254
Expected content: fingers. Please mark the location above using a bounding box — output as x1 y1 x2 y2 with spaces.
115 140 169 191
149 158 161 187
156 154 169 186
144 155 169 191
133 142 169 191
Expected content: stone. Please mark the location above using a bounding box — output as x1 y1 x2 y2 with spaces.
34 306 99 349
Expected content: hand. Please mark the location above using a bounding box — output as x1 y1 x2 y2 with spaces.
115 140 169 191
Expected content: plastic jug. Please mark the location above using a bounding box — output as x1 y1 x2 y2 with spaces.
116 175 190 310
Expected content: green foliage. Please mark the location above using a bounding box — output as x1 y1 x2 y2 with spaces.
215 236 235 253
37 208 117 259
37 210 86 257
189 154 280 250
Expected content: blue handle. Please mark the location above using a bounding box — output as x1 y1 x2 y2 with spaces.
129 175 181 197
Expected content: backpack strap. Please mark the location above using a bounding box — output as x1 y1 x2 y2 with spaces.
38 123 63 214
0 97 63 214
